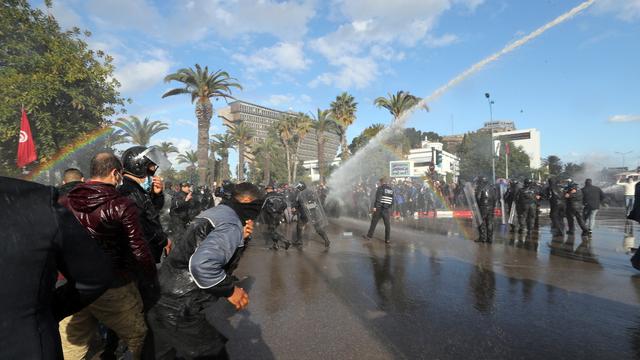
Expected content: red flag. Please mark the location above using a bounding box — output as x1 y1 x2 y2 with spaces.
505 142 510 156
17 108 37 168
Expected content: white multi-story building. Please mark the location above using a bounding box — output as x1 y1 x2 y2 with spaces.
406 137 460 181
492 128 541 169
302 158 342 182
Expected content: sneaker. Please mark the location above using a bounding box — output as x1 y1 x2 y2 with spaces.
362 235 372 240
283 241 291 250
385 239 390 244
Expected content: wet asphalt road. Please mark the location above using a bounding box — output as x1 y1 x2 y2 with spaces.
206 208 640 360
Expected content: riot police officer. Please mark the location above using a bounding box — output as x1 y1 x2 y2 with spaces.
504 180 521 232
474 176 498 243
262 184 290 250
544 177 566 236
565 181 591 236
516 179 541 234
293 181 330 248
363 177 394 244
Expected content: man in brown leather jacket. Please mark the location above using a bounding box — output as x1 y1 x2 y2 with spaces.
58 152 157 360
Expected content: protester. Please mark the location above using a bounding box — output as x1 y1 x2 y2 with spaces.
147 182 263 358
0 176 112 359
170 181 193 238
58 168 85 197
57 153 157 360
618 176 639 216
581 178 605 230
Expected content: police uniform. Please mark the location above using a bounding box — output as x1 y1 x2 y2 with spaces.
366 183 394 243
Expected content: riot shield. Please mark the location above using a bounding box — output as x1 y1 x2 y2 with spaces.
499 183 507 225
463 182 484 227
298 189 329 228
508 200 517 225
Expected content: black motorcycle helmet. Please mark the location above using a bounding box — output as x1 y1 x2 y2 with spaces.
475 176 487 185
523 178 533 187
294 181 306 192
121 146 157 178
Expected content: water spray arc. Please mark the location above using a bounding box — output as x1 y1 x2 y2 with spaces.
327 0 595 200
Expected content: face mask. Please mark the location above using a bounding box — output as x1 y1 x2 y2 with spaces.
223 198 264 225
141 176 153 192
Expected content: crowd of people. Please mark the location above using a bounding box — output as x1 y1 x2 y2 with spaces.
2 142 640 359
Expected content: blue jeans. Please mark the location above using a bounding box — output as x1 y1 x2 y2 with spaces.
583 208 598 230
626 195 635 215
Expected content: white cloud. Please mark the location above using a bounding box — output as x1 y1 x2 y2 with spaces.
310 0 480 89
593 0 640 21
175 119 198 128
266 94 295 107
114 58 171 93
608 114 640 123
310 56 379 89
86 0 162 33
424 33 460 47
233 42 310 72
47 0 85 30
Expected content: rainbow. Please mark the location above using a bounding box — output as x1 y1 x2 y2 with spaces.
25 125 116 181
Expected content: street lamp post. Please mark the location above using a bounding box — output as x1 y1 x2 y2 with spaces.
485 93 496 183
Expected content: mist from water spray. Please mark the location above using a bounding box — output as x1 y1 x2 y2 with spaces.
327 0 595 200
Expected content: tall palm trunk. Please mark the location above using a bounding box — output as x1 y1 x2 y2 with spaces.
284 143 292 184
317 130 326 183
340 133 350 161
263 153 271 184
195 98 213 186
222 154 229 181
238 143 245 181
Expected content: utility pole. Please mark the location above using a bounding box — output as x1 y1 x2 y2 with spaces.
615 150 633 168
485 93 496 183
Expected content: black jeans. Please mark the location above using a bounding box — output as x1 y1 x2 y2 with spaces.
549 201 566 235
478 212 494 242
566 206 589 233
367 208 391 241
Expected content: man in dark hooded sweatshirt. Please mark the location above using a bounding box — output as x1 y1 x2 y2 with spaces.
148 182 263 359
57 168 85 198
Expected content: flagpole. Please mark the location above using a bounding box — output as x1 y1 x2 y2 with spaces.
506 150 509 179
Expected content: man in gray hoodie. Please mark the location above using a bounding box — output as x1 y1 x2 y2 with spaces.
147 182 263 359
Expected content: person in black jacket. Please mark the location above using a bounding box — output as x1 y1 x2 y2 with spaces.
516 179 540 234
170 182 193 238
0 176 113 360
474 176 498 243
119 146 169 263
262 184 290 250
57 168 85 197
544 177 566 236
581 178 605 230
148 183 263 359
565 181 591 236
363 177 394 244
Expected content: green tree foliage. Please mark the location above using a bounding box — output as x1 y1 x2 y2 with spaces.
458 131 531 181
162 64 242 185
544 155 563 176
349 123 385 154
211 132 235 183
374 91 427 121
112 116 168 146
330 92 357 161
231 121 253 182
0 0 126 176
157 141 179 158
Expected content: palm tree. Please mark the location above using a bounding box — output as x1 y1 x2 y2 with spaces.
211 132 235 183
176 149 198 184
162 64 242 185
275 116 296 184
330 92 357 161
252 136 278 184
176 150 198 168
373 90 428 121
112 116 168 146
231 122 253 182
311 108 338 183
291 112 312 182
157 141 178 158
